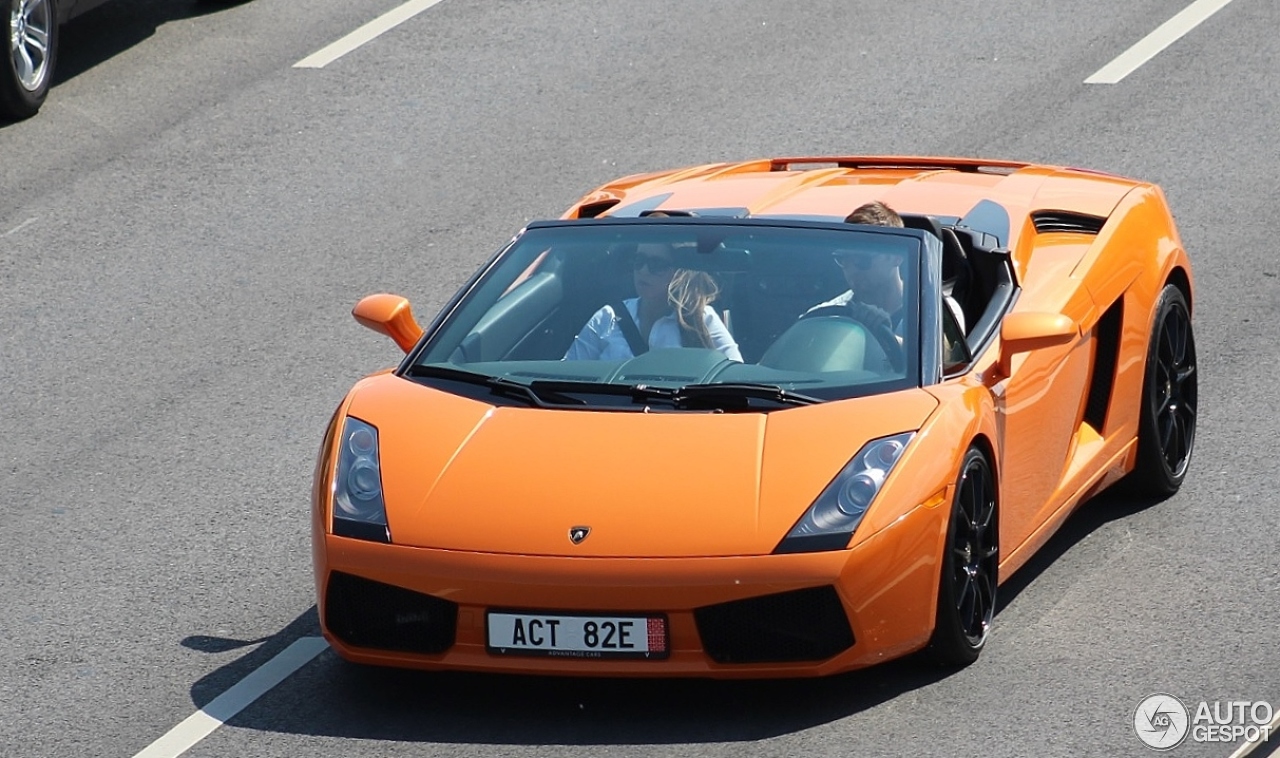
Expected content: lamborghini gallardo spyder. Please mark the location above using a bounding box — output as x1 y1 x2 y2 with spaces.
311 156 1196 677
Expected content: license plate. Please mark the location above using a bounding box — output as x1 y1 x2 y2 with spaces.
486 611 669 659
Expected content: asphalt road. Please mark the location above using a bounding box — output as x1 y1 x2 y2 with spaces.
2 1 1278 756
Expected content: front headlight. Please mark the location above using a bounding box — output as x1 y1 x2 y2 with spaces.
332 417 390 543
774 431 915 554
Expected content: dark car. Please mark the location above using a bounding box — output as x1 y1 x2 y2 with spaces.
2 0 113 119
3 0 240 120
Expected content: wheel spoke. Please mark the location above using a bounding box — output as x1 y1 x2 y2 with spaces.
975 574 995 626
1165 414 1184 466
1174 312 1186 355
976 495 994 532
1160 320 1177 366
16 47 34 84
1158 412 1174 451
1172 313 1189 365
957 571 976 623
1173 412 1192 463
964 472 980 520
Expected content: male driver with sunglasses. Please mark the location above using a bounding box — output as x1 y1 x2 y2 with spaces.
803 201 907 355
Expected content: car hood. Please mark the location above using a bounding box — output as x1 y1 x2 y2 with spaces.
344 374 939 557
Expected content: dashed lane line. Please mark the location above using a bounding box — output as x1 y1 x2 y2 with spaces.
1086 0 1238 84
294 0 447 69
132 637 328 758
1226 707 1280 758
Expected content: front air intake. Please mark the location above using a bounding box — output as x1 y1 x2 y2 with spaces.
325 571 458 654
1032 211 1106 235
694 586 854 664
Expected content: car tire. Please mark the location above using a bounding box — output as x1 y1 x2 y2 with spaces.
1 0 58 121
926 446 998 667
1124 284 1197 497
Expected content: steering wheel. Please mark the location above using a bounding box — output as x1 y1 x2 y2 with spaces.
800 303 906 372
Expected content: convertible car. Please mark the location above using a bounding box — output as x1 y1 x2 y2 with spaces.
312 156 1196 677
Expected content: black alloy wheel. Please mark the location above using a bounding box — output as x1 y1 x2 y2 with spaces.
1 0 57 120
1126 284 1197 496
927 446 998 666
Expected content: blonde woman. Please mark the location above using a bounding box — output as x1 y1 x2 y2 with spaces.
564 242 742 361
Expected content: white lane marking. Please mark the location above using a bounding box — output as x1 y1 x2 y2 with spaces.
1085 0 1238 84
294 0 446 69
1226 706 1280 758
2 217 37 237
132 637 329 758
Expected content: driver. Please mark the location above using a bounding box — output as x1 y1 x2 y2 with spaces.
805 200 906 334
800 201 907 372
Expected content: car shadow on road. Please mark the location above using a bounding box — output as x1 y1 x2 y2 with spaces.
181 489 1171 745
993 487 1169 614
53 0 249 86
184 611 957 744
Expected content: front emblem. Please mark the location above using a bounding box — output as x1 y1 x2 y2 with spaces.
569 526 591 545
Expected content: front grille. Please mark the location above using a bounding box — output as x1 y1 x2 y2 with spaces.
324 571 458 654
694 586 854 664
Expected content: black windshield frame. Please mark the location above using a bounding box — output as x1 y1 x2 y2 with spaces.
399 217 945 404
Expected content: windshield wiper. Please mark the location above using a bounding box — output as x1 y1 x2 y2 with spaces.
522 381 819 410
670 383 822 410
528 380 676 405
405 369 819 411
405 365 586 406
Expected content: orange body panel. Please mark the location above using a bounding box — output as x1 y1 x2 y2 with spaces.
338 375 939 558
316 155 1194 677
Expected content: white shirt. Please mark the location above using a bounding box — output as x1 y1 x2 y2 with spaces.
563 298 743 362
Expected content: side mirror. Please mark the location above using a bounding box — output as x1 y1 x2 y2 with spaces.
352 294 423 354
996 312 1077 378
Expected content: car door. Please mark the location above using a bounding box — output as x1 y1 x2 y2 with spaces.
988 283 1097 557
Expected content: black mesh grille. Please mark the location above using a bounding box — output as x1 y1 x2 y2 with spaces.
694 586 854 664
1031 211 1106 235
325 571 458 654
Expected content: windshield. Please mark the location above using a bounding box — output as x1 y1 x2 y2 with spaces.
407 219 925 409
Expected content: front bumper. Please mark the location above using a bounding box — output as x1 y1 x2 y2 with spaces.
312 501 947 678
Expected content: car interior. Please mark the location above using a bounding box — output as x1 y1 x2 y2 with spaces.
439 214 1016 384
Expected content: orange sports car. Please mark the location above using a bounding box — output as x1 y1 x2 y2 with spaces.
312 156 1196 677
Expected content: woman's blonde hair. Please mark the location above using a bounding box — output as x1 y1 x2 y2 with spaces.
641 213 721 349
668 269 720 348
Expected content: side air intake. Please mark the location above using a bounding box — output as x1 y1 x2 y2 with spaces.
1032 211 1106 235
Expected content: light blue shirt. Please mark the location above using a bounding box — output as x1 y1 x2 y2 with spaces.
564 298 743 362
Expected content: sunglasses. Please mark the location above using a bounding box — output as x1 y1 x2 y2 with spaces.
633 254 675 275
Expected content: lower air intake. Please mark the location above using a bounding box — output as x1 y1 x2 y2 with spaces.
694 585 854 664
325 571 458 654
